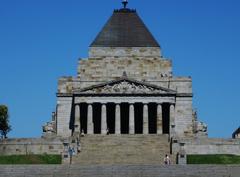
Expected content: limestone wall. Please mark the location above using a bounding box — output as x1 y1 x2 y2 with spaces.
57 50 192 95
173 138 240 156
57 47 192 95
56 97 73 137
171 77 192 94
175 97 194 137
0 138 63 155
78 57 172 81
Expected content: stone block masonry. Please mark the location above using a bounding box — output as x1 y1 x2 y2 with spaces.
78 55 172 82
56 97 73 137
173 138 240 158
0 137 64 155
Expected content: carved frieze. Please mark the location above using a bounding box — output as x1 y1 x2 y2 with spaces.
84 81 166 94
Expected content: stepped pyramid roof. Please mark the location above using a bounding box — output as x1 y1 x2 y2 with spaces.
90 7 160 47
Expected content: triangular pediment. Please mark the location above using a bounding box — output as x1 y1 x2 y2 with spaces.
74 78 176 95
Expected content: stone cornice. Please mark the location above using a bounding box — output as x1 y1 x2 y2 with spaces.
57 92 192 98
176 93 193 97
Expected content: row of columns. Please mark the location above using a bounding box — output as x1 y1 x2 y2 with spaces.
74 103 175 135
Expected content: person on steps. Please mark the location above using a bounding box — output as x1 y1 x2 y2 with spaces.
164 154 171 165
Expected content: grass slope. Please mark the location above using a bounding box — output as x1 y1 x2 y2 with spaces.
0 154 61 164
187 154 240 164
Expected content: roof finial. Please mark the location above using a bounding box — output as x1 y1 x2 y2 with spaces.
122 0 128 9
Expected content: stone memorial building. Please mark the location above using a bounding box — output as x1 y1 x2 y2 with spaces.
54 3 203 140
2 1 239 166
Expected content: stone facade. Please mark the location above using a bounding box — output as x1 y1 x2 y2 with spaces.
56 41 195 138
39 5 239 165
54 8 199 139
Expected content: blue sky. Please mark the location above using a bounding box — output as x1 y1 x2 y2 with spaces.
0 0 239 138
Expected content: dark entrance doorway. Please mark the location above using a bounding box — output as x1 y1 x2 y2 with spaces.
148 103 157 134
93 103 101 134
134 103 143 134
120 103 129 134
80 103 88 134
106 103 115 134
162 103 170 134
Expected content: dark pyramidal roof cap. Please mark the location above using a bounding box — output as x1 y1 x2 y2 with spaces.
90 8 160 47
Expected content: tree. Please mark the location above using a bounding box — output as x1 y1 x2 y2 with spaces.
0 105 11 139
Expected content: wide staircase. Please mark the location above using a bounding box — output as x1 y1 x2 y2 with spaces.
0 165 239 177
72 134 173 165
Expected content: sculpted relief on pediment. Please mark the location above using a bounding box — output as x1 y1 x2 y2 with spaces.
84 81 168 94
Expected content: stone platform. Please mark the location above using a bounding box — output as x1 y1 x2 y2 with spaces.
0 165 240 177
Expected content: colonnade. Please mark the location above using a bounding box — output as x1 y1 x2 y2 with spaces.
74 103 175 135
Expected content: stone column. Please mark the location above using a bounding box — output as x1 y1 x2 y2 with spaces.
129 104 135 134
101 104 107 134
143 104 149 134
115 104 121 134
157 104 163 134
74 105 80 133
170 104 175 136
87 104 94 134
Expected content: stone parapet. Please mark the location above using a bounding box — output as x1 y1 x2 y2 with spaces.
0 137 64 155
89 47 162 57
172 138 240 156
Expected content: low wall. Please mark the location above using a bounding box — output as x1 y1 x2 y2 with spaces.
173 138 240 155
0 137 64 155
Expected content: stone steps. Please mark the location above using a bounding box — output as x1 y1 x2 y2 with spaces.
0 165 239 177
72 135 172 165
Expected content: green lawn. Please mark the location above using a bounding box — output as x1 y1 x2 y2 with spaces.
187 154 240 164
0 154 61 164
